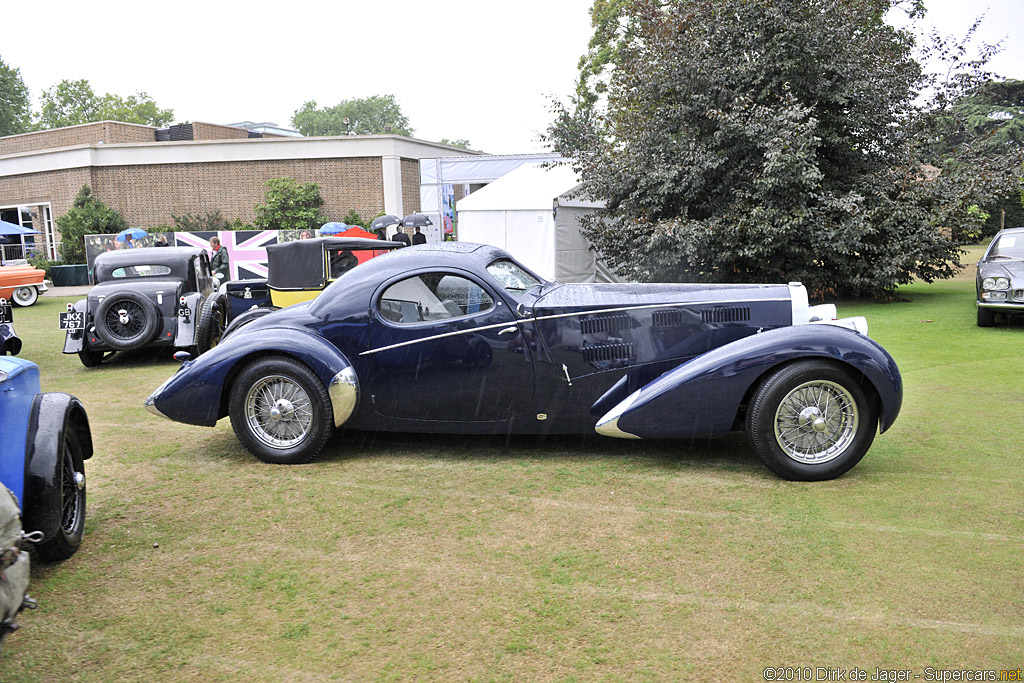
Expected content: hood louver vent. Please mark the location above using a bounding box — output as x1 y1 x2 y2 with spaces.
702 306 750 324
582 343 634 364
580 314 631 335
653 309 687 328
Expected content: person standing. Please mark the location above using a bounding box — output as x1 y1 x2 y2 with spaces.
412 226 426 245
209 235 229 281
391 227 411 247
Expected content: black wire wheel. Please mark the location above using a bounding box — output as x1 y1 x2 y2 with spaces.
195 293 227 355
34 427 87 561
746 360 878 481
228 356 333 464
93 291 161 351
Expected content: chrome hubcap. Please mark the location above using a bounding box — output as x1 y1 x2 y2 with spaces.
245 375 313 449
774 380 858 464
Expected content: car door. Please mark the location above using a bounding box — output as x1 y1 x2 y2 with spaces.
367 270 534 421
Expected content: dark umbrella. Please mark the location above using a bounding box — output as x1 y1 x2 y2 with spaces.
401 213 433 228
370 214 402 231
115 228 148 242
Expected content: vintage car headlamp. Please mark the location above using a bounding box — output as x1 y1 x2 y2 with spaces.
982 277 1009 290
982 291 1007 301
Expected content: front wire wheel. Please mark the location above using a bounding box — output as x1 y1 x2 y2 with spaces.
229 356 333 464
746 360 877 481
34 427 86 561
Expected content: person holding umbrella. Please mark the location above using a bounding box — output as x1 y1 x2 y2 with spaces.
370 214 401 241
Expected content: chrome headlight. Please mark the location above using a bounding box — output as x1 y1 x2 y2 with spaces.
982 277 1009 290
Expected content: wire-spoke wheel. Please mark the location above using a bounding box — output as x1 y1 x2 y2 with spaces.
34 426 86 561
229 356 333 464
773 380 858 464
747 360 877 481
94 291 160 350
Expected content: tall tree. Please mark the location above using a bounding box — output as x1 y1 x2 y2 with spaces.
56 185 128 264
253 178 327 232
0 55 32 136
291 95 413 137
548 0 1023 298
36 79 173 130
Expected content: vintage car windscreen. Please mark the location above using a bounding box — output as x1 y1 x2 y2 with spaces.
487 259 542 296
110 264 173 279
989 234 1024 260
379 273 494 324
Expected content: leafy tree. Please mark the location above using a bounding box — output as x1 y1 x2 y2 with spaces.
548 0 1023 298
253 178 326 232
440 138 472 149
341 209 368 229
291 95 413 137
36 79 173 130
0 55 31 136
56 185 128 264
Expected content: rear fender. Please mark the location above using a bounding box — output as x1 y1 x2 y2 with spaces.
22 393 92 541
597 325 902 440
173 292 204 347
149 327 358 428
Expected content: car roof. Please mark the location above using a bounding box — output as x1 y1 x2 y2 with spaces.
994 227 1024 237
94 246 205 268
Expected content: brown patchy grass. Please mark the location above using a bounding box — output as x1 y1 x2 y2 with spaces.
2 261 1022 681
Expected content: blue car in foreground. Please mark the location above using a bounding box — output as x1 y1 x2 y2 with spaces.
146 243 902 481
0 346 92 561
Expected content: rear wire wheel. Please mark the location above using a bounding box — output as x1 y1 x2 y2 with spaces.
746 360 877 481
228 356 332 464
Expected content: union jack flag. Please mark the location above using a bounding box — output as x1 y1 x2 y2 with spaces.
174 230 278 280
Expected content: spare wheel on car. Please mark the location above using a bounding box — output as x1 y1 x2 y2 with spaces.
94 291 161 350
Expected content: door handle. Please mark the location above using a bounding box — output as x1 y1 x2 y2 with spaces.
498 326 518 336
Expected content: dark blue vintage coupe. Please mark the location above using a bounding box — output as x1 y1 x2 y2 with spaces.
146 243 902 480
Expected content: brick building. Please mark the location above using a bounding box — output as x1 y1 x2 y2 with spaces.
0 120 479 259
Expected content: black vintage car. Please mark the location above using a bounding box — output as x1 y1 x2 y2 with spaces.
62 247 225 366
976 227 1024 327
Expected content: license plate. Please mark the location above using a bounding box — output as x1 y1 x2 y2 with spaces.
0 303 12 324
177 307 192 317
59 311 85 330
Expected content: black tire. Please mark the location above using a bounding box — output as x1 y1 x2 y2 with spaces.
195 293 227 355
228 356 333 464
745 360 877 481
33 425 87 561
11 286 38 307
78 348 106 367
93 291 161 350
977 307 996 327
222 306 278 341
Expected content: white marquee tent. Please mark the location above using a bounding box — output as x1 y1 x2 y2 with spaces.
455 163 618 282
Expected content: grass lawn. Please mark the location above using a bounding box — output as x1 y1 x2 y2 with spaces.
2 248 1022 681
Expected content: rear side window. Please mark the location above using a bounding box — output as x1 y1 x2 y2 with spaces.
379 273 494 324
110 265 172 278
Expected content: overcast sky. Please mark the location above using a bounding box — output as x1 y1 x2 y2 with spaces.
3 0 1021 155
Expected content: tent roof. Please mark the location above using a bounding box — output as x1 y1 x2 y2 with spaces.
456 163 582 212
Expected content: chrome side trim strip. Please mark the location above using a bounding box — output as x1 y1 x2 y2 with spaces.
328 366 359 427
359 297 791 357
595 388 643 440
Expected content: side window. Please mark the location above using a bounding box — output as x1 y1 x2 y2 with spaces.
379 273 494 324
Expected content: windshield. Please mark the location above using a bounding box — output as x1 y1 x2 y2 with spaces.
486 259 542 296
988 234 1024 260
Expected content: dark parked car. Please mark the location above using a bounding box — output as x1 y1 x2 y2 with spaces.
976 227 1024 327
146 243 902 481
62 247 226 366
222 236 400 337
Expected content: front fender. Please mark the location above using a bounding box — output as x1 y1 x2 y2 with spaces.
597 325 902 440
22 393 93 541
146 326 358 428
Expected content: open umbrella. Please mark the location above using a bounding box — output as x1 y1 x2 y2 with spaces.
370 214 401 231
319 222 348 235
401 213 433 228
115 228 147 242
0 220 38 236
